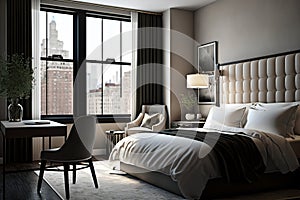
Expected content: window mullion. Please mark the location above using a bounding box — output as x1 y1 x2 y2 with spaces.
120 21 122 98
101 18 104 115
45 11 49 115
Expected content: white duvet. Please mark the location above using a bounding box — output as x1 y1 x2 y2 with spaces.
109 127 299 199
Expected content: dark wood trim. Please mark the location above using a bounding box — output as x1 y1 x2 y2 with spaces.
86 60 131 65
40 57 74 62
86 11 131 22
41 114 131 124
219 49 300 67
41 4 131 22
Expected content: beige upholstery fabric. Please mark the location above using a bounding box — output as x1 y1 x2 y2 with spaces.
125 105 168 136
220 51 300 135
221 53 300 104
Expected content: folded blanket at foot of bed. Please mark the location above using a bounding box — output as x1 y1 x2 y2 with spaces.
159 129 265 183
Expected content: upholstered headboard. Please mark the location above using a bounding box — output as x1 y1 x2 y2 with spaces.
220 50 300 104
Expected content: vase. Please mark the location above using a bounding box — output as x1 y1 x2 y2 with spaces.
8 98 23 122
185 113 195 120
196 113 202 120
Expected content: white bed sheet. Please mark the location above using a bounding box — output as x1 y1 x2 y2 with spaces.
109 127 299 199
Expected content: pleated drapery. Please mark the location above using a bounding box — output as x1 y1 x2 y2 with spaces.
6 0 33 162
136 13 163 114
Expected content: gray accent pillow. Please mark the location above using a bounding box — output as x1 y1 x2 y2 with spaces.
141 113 161 129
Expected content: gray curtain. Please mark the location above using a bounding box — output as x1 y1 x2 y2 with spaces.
136 13 163 114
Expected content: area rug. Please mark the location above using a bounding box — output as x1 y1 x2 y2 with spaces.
36 161 300 200
36 160 183 200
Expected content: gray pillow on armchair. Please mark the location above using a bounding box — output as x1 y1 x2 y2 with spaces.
140 113 161 129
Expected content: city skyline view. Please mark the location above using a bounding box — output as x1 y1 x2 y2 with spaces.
40 12 132 115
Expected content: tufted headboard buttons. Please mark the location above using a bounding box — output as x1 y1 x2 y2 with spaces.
220 52 300 104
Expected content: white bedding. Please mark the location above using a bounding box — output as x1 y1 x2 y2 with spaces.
109 127 299 199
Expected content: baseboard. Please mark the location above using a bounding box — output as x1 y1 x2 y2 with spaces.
93 148 106 156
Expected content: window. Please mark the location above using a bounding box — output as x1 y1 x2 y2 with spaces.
86 16 132 115
40 6 132 122
40 10 74 115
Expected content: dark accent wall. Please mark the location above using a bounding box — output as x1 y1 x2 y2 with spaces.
194 0 300 64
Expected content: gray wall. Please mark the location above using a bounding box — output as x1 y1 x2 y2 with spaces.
163 9 196 123
194 0 300 64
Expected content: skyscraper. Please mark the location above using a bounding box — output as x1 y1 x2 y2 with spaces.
41 18 132 115
41 18 73 115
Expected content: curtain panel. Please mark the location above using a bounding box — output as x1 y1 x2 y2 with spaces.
6 0 33 162
7 0 32 119
136 13 163 114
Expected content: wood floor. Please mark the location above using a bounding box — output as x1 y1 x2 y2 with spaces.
2 156 300 200
1 170 61 200
0 156 107 200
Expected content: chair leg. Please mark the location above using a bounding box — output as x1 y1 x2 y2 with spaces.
88 158 98 188
73 164 76 184
37 160 47 194
63 163 70 199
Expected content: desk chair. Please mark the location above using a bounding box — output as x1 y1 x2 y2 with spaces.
37 115 98 199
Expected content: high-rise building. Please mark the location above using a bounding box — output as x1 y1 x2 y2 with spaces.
42 18 132 115
87 71 132 114
41 18 73 115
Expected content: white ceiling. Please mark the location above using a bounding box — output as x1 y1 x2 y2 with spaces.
76 0 216 12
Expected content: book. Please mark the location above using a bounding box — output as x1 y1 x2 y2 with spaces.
24 120 51 125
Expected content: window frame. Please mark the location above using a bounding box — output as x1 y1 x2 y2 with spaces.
40 5 132 123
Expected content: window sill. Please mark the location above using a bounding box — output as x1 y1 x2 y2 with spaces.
41 114 131 124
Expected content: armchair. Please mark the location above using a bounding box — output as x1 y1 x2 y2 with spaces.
125 105 168 136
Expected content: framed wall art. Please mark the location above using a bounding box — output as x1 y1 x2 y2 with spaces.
197 41 218 104
198 75 216 104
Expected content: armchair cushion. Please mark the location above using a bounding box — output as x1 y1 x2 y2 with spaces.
126 126 153 135
127 113 144 129
140 113 161 129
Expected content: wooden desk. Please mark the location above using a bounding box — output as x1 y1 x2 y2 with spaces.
0 120 67 199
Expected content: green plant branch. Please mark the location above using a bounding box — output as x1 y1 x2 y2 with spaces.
0 54 34 100
180 92 197 112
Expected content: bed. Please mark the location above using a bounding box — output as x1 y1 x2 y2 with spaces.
109 50 300 199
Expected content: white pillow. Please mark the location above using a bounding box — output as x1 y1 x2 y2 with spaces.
253 102 300 135
244 103 299 137
204 105 246 129
224 103 251 127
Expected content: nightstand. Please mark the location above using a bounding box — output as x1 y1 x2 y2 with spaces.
171 120 206 128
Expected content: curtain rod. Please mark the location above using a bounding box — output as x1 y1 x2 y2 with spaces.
45 0 163 15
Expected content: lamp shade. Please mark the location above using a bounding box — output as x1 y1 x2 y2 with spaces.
186 74 209 88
